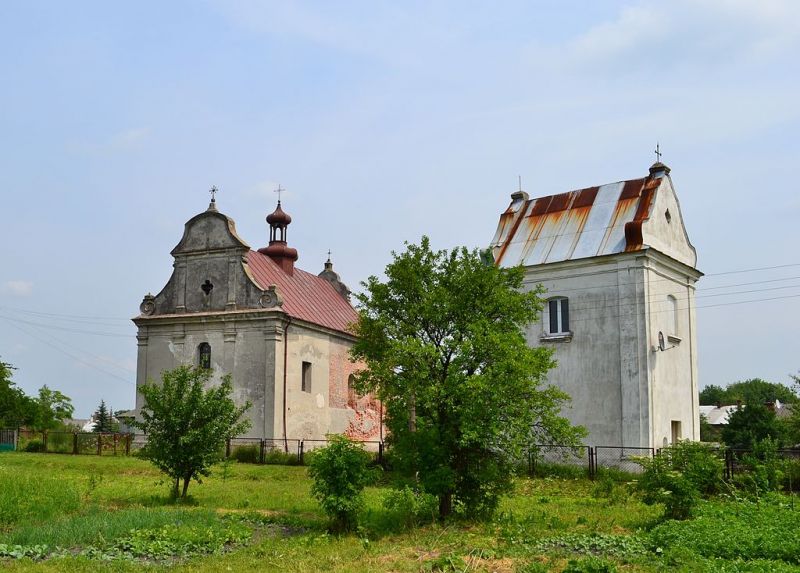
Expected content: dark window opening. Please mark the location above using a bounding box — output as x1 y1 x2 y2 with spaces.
201 280 214 295
548 297 570 334
198 342 211 369
302 361 312 393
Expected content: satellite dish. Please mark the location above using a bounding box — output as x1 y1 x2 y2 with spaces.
658 331 665 352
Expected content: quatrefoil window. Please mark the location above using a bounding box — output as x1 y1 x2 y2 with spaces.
201 280 214 295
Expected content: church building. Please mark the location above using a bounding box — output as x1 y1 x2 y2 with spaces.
489 161 701 449
133 195 381 443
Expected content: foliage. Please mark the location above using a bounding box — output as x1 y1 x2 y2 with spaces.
721 401 786 449
231 444 260 464
0 359 35 428
532 532 649 558
699 413 721 443
700 378 798 406
649 498 800 564
635 441 723 520
93 400 115 433
23 438 45 452
382 485 438 527
130 365 251 498
30 385 74 430
351 237 585 519
265 448 302 465
734 437 787 495
307 434 375 531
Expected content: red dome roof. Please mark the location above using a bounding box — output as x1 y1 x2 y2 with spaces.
266 201 292 226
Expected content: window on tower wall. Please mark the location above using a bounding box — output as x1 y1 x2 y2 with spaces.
541 297 571 342
198 343 211 369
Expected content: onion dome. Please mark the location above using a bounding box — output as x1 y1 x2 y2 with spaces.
266 201 292 226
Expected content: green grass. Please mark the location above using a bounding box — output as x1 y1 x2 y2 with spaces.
1 452 799 572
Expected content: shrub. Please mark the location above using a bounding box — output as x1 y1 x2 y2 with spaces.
23 439 45 453
636 452 698 520
382 485 438 527
265 449 301 465
307 435 375 531
739 437 786 494
231 444 260 464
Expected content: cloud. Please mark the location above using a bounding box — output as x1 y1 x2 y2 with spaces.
2 280 33 297
65 126 151 154
109 127 151 149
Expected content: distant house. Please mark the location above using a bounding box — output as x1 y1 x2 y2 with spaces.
699 404 739 426
490 161 701 449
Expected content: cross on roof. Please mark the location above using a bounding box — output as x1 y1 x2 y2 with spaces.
654 143 662 163
209 186 218 202
327 249 332 261
274 184 284 202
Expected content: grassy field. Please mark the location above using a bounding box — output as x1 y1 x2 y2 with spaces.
1 452 798 572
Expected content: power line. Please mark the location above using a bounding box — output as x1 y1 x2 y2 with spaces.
0 314 133 338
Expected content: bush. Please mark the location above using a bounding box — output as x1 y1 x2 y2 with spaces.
231 444 260 464
23 439 45 453
738 437 786 494
265 449 301 465
382 485 438 527
307 435 375 531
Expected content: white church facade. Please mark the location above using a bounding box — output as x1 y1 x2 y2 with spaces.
490 161 701 449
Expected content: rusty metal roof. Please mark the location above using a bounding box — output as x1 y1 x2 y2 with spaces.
245 250 358 335
491 170 667 267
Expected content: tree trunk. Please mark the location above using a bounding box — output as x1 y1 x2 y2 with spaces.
438 492 452 519
181 475 191 498
172 478 180 499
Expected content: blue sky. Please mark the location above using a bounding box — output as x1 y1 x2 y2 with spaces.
1 1 798 417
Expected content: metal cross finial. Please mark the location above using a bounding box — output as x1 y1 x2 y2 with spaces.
274 184 284 202
654 142 662 163
209 186 218 202
518 175 522 192
327 249 332 261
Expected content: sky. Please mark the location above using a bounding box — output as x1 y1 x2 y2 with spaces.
1 1 798 418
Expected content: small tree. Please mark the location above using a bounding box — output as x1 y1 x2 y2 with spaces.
307 435 374 531
31 385 74 430
131 366 251 498
94 400 113 433
351 237 585 519
721 401 786 450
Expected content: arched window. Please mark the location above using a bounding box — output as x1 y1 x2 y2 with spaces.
547 297 570 334
198 343 211 369
667 295 678 335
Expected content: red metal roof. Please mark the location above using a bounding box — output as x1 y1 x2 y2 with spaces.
245 250 358 335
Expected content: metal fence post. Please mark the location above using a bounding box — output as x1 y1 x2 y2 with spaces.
378 441 384 466
73 433 78 455
225 437 231 459
588 447 596 480
259 439 266 464
299 441 304 465
43 431 48 452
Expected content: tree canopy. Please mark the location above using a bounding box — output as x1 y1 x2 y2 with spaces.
699 378 798 406
131 366 251 498
351 237 585 519
0 361 74 430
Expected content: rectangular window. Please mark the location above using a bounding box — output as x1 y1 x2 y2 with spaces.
301 361 312 393
547 298 570 334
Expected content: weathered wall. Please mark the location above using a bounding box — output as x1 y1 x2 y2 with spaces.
522 250 699 448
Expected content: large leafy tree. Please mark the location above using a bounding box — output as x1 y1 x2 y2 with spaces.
31 385 74 430
131 366 251 498
0 360 35 427
351 237 585 519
